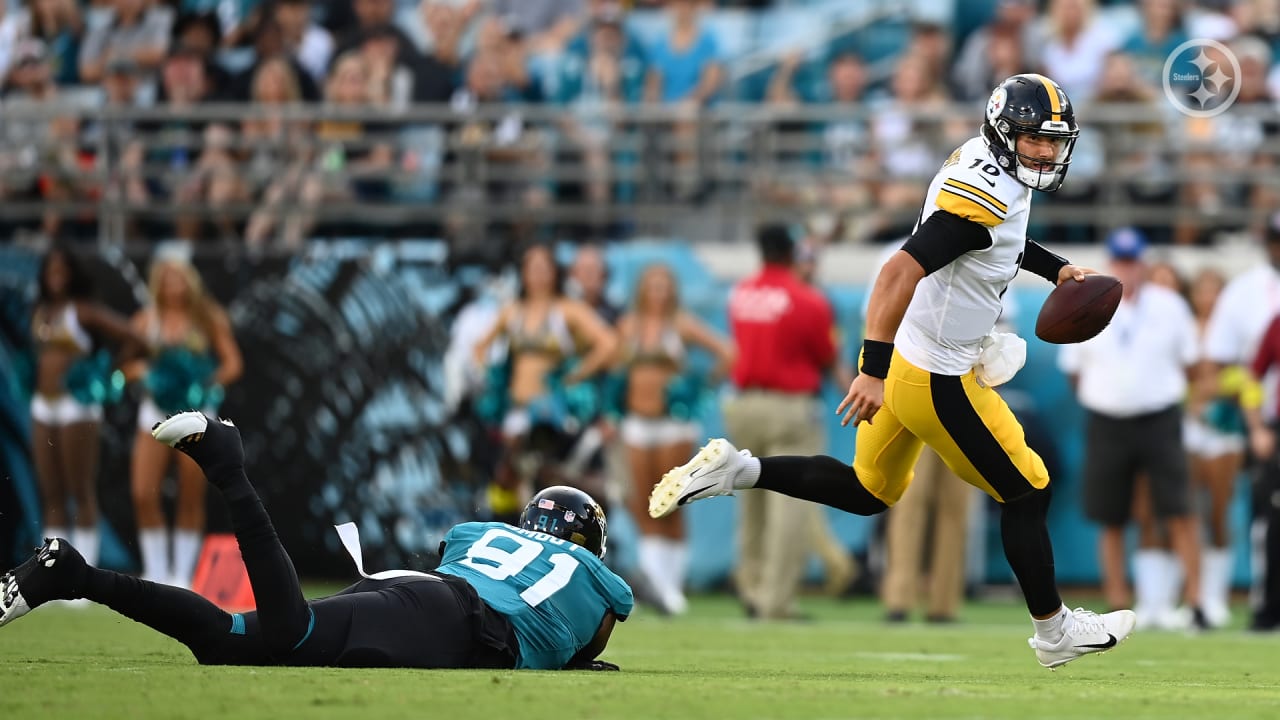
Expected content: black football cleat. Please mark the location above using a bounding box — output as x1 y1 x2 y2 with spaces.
1 538 87 627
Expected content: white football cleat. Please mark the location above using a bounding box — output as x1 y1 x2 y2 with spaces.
649 438 751 519
0 556 40 627
152 412 243 473
1028 607 1136 669
152 411 211 450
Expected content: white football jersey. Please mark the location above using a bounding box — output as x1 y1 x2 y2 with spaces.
896 135 1034 376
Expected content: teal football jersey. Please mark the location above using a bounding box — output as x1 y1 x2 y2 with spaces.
434 522 634 669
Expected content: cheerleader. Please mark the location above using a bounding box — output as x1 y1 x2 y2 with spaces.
122 253 241 587
1186 268 1246 627
472 243 617 521
614 263 733 614
31 245 144 567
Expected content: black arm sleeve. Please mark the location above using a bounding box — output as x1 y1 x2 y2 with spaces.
900 211 994 275
1020 238 1069 284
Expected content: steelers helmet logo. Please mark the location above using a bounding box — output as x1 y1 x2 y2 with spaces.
986 87 1007 123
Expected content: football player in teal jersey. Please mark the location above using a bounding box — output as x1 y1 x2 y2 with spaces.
1 412 633 670
435 498 633 670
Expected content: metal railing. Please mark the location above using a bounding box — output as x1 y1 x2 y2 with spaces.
2 100 1276 247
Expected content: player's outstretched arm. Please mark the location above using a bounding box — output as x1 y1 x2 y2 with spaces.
563 612 619 671
837 250 924 427
862 250 925 346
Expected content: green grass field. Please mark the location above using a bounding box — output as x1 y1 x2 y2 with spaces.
2 592 1278 720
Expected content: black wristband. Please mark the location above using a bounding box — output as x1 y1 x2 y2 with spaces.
860 339 894 379
1021 238 1069 284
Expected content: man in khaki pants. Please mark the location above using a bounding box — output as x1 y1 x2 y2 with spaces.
725 226 836 619
881 448 972 621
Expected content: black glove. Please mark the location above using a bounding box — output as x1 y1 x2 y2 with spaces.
566 659 620 671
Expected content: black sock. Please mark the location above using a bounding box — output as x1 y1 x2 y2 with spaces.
206 462 311 657
82 567 232 655
178 419 313 656
1000 487 1063 617
756 456 888 516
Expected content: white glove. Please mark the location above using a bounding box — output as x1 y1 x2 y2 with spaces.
974 332 1027 388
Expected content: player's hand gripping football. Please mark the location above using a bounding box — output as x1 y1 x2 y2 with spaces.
1056 264 1097 285
837 373 884 427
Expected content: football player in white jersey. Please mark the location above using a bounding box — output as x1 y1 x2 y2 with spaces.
649 74 1136 668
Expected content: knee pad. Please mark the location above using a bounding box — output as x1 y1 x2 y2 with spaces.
847 459 899 509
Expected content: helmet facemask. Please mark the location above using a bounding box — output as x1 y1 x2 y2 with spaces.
985 120 1078 192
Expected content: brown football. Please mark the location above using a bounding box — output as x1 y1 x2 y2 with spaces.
1035 274 1124 344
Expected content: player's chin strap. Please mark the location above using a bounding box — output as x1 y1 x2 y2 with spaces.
334 522 439 581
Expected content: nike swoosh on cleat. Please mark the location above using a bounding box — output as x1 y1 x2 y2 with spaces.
678 484 717 506
1074 634 1117 649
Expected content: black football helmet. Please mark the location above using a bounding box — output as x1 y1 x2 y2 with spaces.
519 485 608 558
981 73 1080 192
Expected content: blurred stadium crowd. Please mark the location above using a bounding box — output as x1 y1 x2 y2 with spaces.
1 0 1279 250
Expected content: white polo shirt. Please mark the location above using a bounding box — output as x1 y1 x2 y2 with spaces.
1205 264 1280 364
1205 263 1280 420
1058 283 1198 418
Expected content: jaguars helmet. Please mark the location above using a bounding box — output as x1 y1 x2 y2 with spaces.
519 485 608 558
981 74 1080 192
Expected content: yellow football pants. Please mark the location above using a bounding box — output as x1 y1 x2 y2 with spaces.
853 351 1049 506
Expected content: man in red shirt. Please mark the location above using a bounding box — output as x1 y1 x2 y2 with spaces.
723 225 836 619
